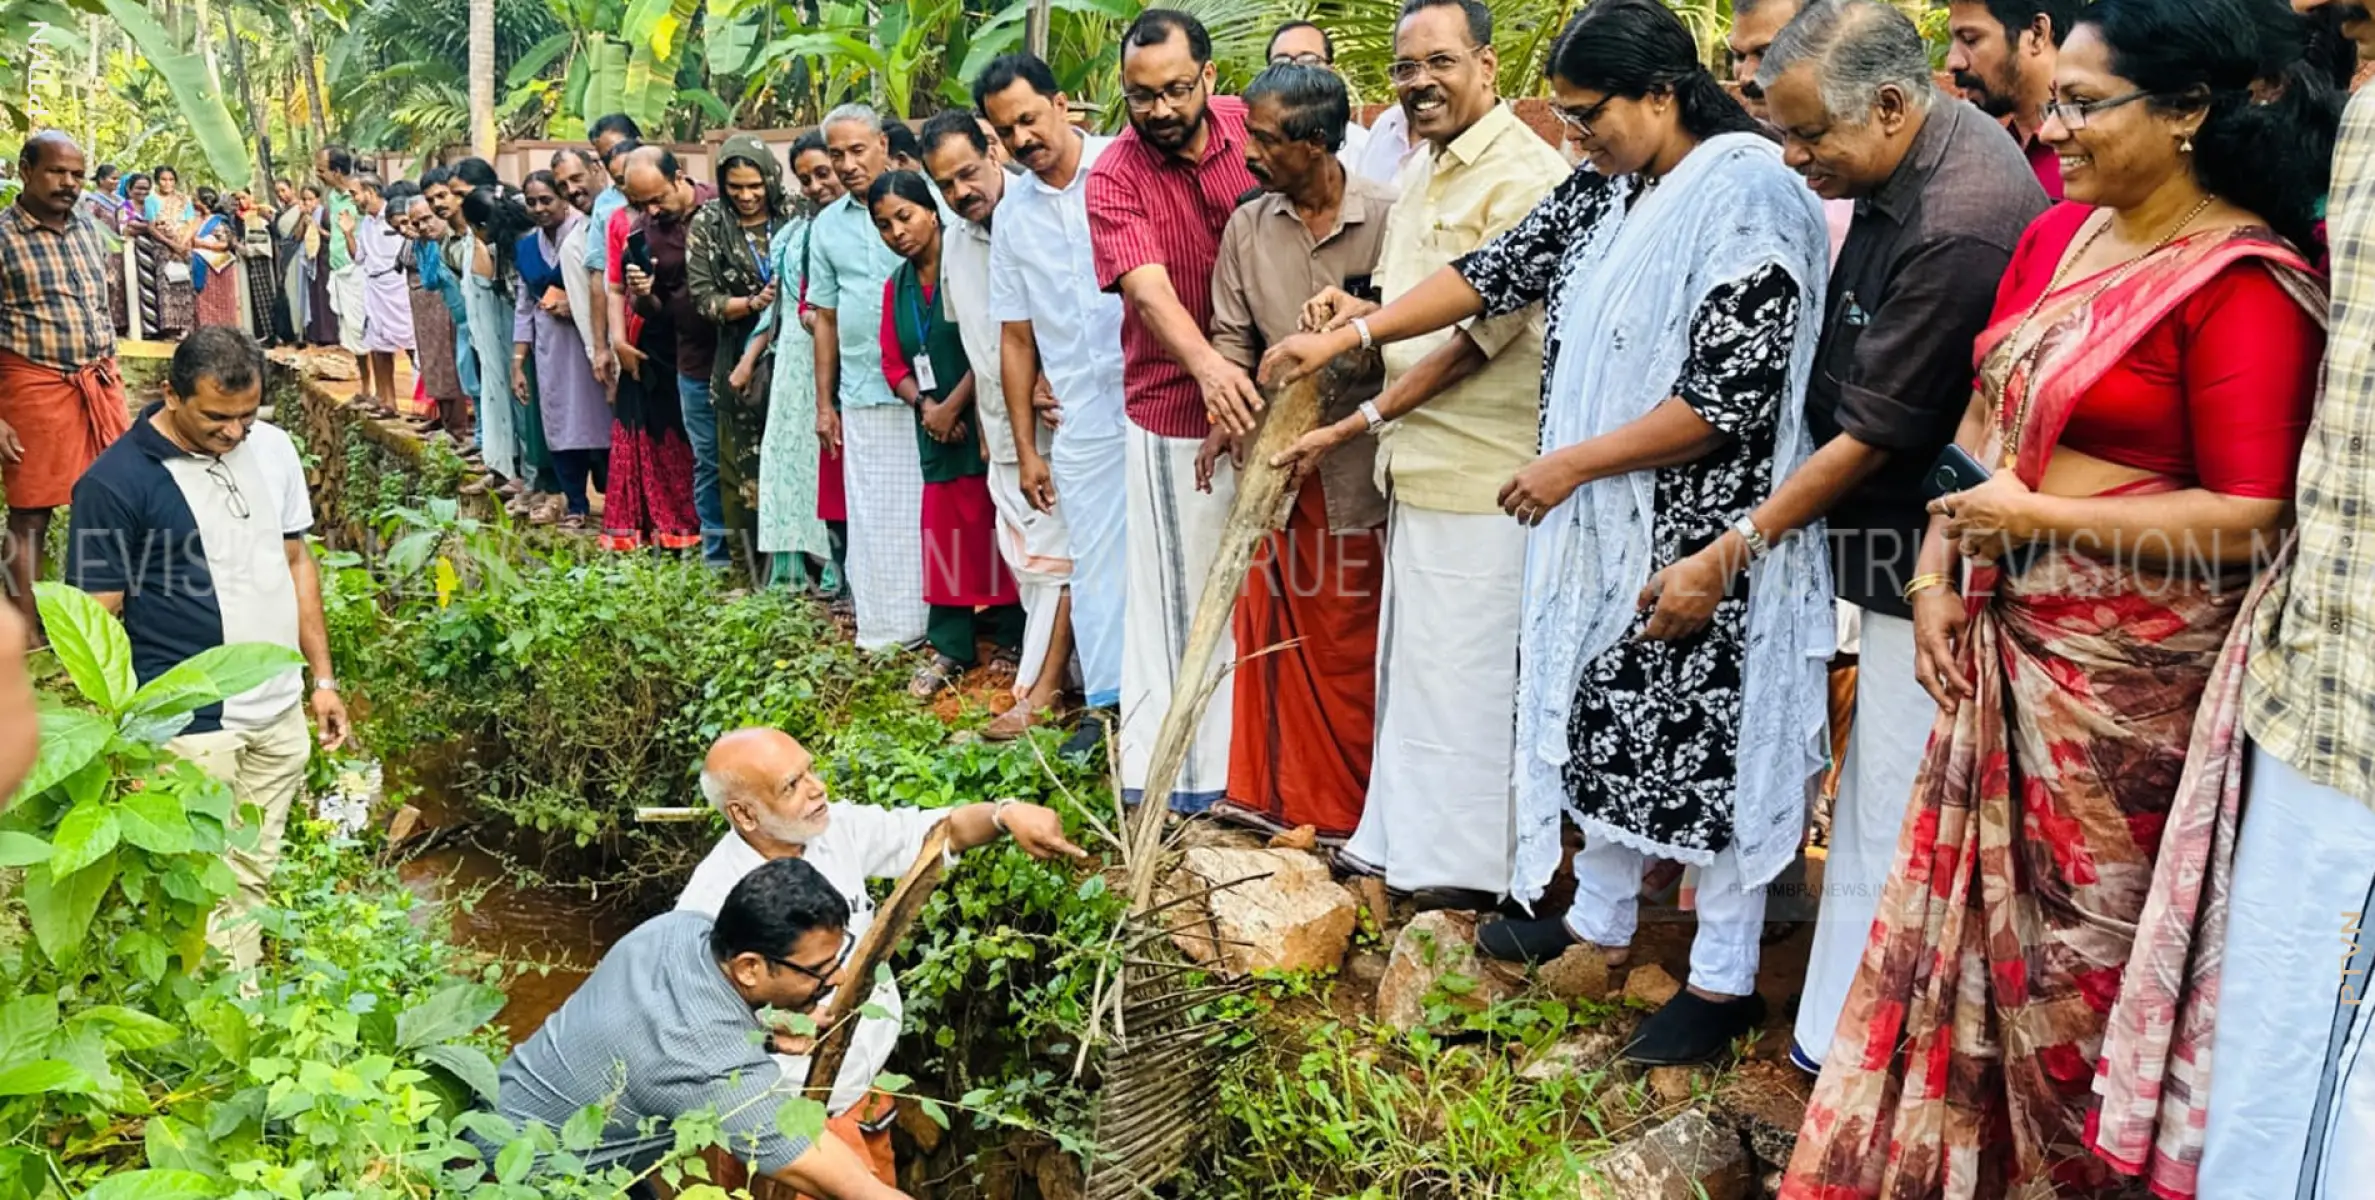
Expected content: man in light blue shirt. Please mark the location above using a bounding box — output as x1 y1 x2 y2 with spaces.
809 104 927 651
979 54 1130 756
583 112 640 273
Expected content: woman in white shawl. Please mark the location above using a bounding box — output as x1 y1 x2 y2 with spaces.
1265 0 1834 1066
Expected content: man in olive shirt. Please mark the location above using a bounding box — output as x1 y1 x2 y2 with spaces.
1632 0 2048 1071
1205 62 1394 840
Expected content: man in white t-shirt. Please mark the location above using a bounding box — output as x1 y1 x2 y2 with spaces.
674 727 1083 1181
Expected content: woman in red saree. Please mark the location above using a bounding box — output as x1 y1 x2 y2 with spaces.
1783 0 2340 1196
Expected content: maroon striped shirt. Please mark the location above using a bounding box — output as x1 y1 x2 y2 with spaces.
1087 95 1259 439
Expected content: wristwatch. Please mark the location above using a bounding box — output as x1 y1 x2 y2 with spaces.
313 677 339 694
1359 400 1386 430
1729 514 1771 561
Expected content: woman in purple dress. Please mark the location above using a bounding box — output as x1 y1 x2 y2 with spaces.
513 171 613 529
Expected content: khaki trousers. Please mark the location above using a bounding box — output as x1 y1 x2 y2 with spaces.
167 702 311 970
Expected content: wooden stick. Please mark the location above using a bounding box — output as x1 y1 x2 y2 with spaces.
1122 374 1324 908
802 819 954 1099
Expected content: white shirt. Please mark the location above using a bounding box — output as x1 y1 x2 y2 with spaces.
676 802 947 1116
944 213 1046 466
987 133 1128 449
557 220 602 364
1337 120 1372 177
1349 103 1418 187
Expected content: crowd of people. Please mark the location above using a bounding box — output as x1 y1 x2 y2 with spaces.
6 0 2375 1195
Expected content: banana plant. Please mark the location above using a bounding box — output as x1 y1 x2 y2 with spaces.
95 0 253 188
7 584 303 972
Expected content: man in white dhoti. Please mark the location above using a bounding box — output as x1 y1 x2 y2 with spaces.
1269 0 1566 899
810 104 929 650
677 728 1082 1186
921 112 1078 741
978 53 1132 761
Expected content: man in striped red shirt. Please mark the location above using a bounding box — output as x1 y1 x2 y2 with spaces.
1086 9 1261 813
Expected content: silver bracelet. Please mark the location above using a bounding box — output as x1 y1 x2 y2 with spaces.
991 797 1019 832
1359 400 1385 430
1351 316 1374 351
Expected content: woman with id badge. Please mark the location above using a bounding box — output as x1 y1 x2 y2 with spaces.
870 170 1024 698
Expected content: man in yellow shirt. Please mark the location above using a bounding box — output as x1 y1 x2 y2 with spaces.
1274 0 1569 905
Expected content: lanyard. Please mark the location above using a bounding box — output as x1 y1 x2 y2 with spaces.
906 281 934 346
747 225 774 285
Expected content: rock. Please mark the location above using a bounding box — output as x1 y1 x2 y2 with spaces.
1624 964 1684 1008
1344 949 1389 991
1266 824 1318 851
385 803 422 845
1712 1060 1813 1172
1576 1108 1752 1200
1538 945 1613 1000
1351 875 1393 926
1375 910 1521 1031
1647 1065 1700 1105
1594 1078 1649 1126
1518 1031 1621 1082
1162 847 1357 975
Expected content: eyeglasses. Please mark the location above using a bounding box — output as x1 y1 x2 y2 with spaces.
1553 95 1618 139
1123 77 1203 113
765 930 856 987
2043 88 2151 131
1269 52 1328 68
1388 49 1476 87
203 457 251 520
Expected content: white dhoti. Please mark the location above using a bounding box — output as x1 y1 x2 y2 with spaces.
1120 424 1235 811
841 404 927 651
2197 745 2375 1199
988 457 1074 698
1054 431 1127 708
1341 503 1525 894
1792 610 1927 1068
330 264 367 355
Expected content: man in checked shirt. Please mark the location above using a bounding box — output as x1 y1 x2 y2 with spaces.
0 132 130 638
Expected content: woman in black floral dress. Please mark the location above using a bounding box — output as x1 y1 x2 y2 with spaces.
1264 0 1837 1065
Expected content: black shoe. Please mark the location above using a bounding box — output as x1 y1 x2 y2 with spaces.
1620 989 1768 1066
1410 887 1501 914
1475 915 1580 965
1059 708 1114 760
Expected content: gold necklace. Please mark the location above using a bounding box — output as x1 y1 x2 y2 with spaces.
2000 194 2218 462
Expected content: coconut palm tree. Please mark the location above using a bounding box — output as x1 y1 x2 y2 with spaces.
470 0 495 157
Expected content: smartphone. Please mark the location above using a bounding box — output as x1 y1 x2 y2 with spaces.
624 231 654 278
1923 443 2037 575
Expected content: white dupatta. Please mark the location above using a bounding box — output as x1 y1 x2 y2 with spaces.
1512 133 1835 902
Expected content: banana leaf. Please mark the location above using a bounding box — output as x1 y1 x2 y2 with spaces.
98 0 252 190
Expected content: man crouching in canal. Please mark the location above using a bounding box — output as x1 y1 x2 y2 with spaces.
677 726 1086 1185
491 856 909 1198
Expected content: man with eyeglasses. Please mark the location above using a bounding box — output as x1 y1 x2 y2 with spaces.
64 326 351 971
1265 20 1412 185
1268 0 1568 908
494 856 914 1199
1085 8 1261 813
622 146 729 570
1944 0 2077 200
674 727 1082 1184
1643 0 2041 1074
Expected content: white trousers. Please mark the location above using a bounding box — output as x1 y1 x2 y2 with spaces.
986 457 1073 698
1566 838 1766 997
1340 504 1524 894
841 404 928 651
1792 611 1929 1066
330 264 367 355
1053 432 1126 707
2197 745 2375 1199
1119 424 1235 810
168 704 312 971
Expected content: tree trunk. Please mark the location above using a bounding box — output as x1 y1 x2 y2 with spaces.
469 0 496 160
221 3 272 190
293 5 328 148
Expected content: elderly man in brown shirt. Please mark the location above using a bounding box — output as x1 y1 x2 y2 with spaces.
1203 62 1394 841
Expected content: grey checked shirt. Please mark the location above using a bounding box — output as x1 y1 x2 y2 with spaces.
493 911 810 1175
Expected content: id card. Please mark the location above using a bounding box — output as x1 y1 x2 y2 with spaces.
915 354 940 394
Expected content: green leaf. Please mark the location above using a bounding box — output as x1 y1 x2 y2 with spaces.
493 1137 535 1187
121 644 306 738
0 994 59 1062
506 30 577 88
773 1095 827 1145
117 790 195 855
870 1071 913 1092
94 1 252 189
19 708 112 800
48 798 121 878
561 1102 607 1152
25 851 116 965
74 1006 180 1051
144 1115 222 1174
916 1096 949 1129
0 1059 92 1097
395 983 509 1049
34 583 135 711
78 1169 223 1200
415 1042 502 1104
0 831 50 867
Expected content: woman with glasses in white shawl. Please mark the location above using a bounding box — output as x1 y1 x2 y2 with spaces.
1264 0 1834 1065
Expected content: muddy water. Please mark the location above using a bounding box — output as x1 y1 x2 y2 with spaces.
393 764 641 1044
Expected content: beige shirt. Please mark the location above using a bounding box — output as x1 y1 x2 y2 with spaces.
1209 173 1395 532
1374 102 1569 514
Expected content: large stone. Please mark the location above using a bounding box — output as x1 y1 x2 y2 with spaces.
1538 945 1613 1000
1162 847 1357 975
1374 910 1522 1031
1576 1108 1752 1200
1624 964 1684 1008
